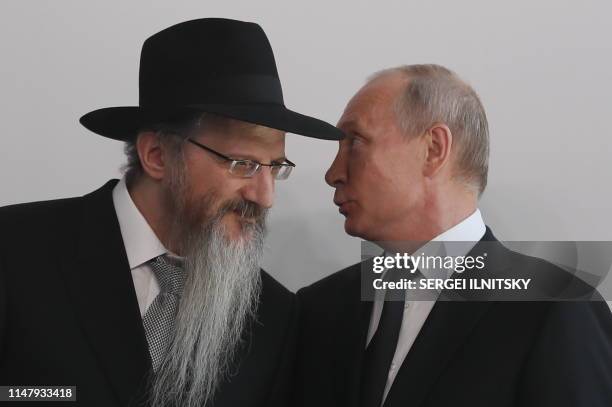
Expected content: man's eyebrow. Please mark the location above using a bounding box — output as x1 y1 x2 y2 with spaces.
339 121 370 140
227 152 288 163
338 119 364 133
338 118 357 128
270 155 289 164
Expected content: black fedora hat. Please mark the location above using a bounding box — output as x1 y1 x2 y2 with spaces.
80 18 343 141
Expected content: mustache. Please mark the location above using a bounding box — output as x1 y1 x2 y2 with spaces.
218 199 268 221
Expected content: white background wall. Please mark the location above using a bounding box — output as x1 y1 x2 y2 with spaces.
1 0 611 293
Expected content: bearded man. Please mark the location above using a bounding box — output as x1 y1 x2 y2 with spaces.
0 18 342 407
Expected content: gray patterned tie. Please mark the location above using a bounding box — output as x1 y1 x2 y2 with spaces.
142 254 185 372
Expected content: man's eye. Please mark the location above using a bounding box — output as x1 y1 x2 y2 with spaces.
349 135 363 146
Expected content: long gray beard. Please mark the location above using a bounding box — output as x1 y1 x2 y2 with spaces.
147 211 265 407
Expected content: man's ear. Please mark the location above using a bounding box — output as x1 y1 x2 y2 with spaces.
422 123 453 178
136 131 165 181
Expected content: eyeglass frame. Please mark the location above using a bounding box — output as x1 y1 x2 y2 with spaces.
186 138 296 179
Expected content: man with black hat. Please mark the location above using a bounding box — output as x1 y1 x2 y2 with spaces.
0 18 342 407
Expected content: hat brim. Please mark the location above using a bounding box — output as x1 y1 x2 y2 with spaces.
79 104 344 141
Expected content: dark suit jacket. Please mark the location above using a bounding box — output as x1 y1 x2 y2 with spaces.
0 180 297 407
295 228 612 407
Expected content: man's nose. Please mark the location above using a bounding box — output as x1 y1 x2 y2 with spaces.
241 167 275 209
325 148 347 188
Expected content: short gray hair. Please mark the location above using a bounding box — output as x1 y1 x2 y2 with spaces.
370 64 489 195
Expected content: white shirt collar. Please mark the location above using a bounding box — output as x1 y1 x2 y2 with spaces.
112 177 168 269
418 208 487 279
383 209 486 254
432 208 486 243
378 209 486 281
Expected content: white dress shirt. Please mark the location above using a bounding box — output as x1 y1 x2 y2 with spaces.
366 209 486 403
112 177 168 317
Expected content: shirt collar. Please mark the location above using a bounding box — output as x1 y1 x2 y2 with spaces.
378 209 486 299
112 176 168 269
432 208 486 244
419 208 487 280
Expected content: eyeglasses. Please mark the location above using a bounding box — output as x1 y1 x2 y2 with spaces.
187 138 295 180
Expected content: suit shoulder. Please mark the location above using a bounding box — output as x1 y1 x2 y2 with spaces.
541 300 612 333
0 196 81 222
0 196 82 235
298 260 363 301
501 246 600 299
260 270 295 304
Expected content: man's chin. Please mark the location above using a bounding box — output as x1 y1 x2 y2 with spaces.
344 218 375 241
344 218 363 238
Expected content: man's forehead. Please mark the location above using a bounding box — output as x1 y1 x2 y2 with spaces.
339 80 402 129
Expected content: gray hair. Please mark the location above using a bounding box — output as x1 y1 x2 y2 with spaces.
369 64 489 195
121 112 224 187
121 126 188 188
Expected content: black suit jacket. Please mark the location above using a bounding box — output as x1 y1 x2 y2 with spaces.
295 228 612 407
0 180 297 407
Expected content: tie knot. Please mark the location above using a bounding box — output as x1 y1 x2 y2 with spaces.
149 255 185 295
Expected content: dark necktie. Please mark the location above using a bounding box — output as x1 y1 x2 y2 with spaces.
142 254 185 372
360 266 407 407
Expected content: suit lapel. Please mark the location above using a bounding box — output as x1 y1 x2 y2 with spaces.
60 180 152 406
383 301 492 407
383 228 505 407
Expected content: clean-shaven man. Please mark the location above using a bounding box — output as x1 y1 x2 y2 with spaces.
295 64 612 407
